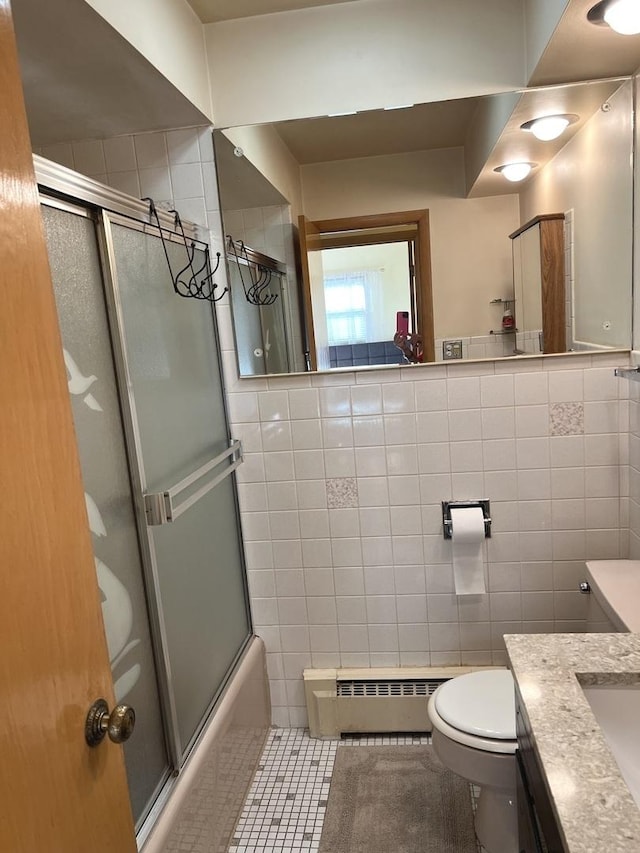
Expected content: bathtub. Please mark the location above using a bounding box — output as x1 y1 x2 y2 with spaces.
141 636 271 853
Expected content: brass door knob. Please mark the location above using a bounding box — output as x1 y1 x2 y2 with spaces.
85 698 136 747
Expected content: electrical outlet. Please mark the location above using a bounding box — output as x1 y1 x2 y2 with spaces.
442 340 463 360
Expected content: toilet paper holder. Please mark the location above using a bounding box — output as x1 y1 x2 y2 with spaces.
442 500 491 539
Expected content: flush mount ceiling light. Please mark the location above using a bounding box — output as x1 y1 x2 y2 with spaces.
520 114 579 141
588 0 640 34
494 162 536 182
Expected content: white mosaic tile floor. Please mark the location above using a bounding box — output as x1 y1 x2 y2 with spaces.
227 728 481 853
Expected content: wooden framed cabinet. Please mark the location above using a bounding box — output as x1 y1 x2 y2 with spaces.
510 214 565 354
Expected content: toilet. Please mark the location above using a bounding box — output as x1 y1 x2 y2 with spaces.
427 670 517 853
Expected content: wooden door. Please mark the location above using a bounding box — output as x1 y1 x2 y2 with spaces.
538 217 566 354
298 211 435 366
298 214 320 370
0 8 137 852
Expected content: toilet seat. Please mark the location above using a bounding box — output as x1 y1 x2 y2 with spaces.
428 670 517 755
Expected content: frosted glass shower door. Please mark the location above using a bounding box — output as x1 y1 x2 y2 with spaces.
228 261 290 375
41 201 169 827
105 218 252 756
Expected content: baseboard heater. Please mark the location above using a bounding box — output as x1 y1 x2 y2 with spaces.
303 665 502 739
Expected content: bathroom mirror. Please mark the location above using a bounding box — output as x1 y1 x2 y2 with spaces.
215 76 634 375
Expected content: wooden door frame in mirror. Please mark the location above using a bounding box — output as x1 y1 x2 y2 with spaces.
298 210 434 370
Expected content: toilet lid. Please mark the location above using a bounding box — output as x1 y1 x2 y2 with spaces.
433 670 516 740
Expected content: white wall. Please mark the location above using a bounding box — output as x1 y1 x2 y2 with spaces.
205 0 526 127
83 0 213 120
519 80 633 349
300 147 520 340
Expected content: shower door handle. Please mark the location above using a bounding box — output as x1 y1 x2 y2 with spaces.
144 439 244 525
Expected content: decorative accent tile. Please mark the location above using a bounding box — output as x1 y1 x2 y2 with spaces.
326 477 359 508
550 402 584 436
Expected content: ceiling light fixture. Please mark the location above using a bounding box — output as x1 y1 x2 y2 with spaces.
494 162 536 182
327 110 358 117
588 0 640 34
520 113 579 141
383 104 415 111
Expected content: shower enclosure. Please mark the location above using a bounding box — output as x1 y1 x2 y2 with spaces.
37 157 257 839
226 238 292 375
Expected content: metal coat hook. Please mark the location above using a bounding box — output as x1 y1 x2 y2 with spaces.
227 236 279 306
144 198 226 302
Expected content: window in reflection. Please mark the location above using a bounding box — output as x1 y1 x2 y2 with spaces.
324 273 370 345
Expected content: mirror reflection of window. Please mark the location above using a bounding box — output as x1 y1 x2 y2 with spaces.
324 270 380 345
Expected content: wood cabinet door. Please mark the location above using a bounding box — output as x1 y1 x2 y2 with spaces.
510 214 565 354
0 8 137 852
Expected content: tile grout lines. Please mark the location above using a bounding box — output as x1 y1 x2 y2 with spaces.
228 728 336 852
227 728 455 853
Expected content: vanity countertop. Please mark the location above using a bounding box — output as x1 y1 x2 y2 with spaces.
505 632 640 853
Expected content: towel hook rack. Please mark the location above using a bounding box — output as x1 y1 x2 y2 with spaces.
227 235 279 306
144 197 227 302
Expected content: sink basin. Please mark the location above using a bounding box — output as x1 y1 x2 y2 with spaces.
582 683 640 808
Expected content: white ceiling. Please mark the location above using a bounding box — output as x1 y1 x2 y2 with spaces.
185 0 356 23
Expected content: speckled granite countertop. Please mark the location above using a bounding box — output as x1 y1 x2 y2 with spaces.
505 633 640 853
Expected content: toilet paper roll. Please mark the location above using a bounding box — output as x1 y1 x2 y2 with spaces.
450 506 486 595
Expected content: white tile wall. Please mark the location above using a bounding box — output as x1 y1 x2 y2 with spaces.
436 333 519 361
37 127 227 269
226 351 630 726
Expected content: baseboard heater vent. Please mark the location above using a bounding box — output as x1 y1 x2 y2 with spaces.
304 666 503 739
337 679 442 699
